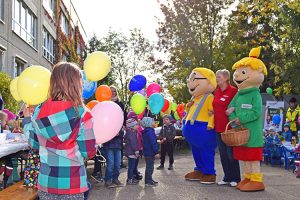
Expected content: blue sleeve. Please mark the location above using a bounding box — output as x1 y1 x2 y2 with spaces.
150 130 158 154
23 111 40 150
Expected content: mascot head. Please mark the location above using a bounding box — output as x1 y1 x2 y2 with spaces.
187 68 216 98
232 47 268 90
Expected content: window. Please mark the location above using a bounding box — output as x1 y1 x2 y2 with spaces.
43 0 55 19
12 0 37 48
0 0 4 21
14 58 25 77
62 53 67 62
43 28 55 63
0 50 4 71
60 13 68 36
76 43 81 56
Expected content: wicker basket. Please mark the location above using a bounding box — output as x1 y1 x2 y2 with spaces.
221 120 250 146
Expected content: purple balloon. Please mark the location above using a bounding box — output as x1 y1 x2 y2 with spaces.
137 89 146 96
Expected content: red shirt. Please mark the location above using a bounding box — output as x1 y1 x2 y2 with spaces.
213 84 238 133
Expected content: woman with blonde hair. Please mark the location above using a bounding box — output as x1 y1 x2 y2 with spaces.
23 62 96 199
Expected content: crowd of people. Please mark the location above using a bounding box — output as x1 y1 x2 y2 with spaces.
0 61 300 199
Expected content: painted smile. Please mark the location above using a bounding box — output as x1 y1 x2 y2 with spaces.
189 85 199 92
235 77 249 84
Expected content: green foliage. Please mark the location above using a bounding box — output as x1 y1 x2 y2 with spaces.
0 72 20 113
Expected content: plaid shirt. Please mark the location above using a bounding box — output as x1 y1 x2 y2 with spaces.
23 100 96 195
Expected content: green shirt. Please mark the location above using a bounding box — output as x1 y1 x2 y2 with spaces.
228 87 263 147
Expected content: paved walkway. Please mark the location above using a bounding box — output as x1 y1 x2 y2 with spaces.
88 152 300 200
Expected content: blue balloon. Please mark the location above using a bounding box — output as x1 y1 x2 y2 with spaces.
148 93 164 115
129 75 147 92
81 70 97 99
272 114 281 125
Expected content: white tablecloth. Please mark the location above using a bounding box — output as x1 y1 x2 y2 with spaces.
0 142 29 158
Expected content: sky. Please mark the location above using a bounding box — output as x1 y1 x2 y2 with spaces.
72 0 164 42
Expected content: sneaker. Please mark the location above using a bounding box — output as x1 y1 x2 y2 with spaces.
217 180 229 185
145 182 156 187
229 182 238 187
91 174 104 183
168 165 173 170
134 174 143 180
112 179 123 187
151 180 158 185
104 181 116 188
127 179 138 185
120 164 127 169
157 165 164 170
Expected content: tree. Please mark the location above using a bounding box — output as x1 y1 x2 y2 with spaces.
0 72 20 113
156 0 235 102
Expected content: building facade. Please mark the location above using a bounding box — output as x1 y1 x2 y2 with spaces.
0 0 86 78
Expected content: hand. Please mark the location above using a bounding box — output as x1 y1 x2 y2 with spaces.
186 101 194 108
23 106 35 117
208 110 214 116
234 118 240 126
207 126 213 130
155 154 160 159
225 107 235 116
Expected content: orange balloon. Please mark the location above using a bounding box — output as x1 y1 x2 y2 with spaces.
86 100 99 110
95 85 112 102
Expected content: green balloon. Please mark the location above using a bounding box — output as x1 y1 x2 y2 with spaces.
266 87 273 95
130 94 146 115
174 112 180 120
171 102 178 112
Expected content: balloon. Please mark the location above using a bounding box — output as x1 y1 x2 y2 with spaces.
176 104 185 118
146 83 161 97
84 51 111 81
81 70 97 99
129 75 147 92
10 77 21 102
174 112 180 120
164 104 172 114
91 101 124 144
266 87 273 95
137 89 146 96
95 85 112 102
161 99 170 112
130 94 146 115
86 100 99 110
18 65 51 105
171 102 178 112
272 114 281 125
148 93 164 115
138 111 145 119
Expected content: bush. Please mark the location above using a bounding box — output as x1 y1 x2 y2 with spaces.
0 72 21 113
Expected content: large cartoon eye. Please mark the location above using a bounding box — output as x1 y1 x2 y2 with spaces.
242 70 247 74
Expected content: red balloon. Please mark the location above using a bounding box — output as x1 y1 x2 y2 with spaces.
95 85 112 102
161 99 170 112
176 104 185 118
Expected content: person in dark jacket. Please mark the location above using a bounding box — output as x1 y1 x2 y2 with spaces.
102 86 126 188
157 115 176 170
124 118 140 185
141 117 159 187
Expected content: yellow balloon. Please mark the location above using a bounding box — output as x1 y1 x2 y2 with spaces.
10 77 22 102
165 105 172 114
18 65 51 105
84 51 111 81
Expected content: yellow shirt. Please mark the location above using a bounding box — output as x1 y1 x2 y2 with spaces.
186 94 214 128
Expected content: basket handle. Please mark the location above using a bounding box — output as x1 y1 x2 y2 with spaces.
223 119 241 134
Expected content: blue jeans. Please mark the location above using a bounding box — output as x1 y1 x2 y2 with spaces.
84 181 91 200
103 148 121 182
127 157 137 180
145 156 155 184
216 133 241 182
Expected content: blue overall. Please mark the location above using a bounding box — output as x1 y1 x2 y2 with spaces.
182 120 217 175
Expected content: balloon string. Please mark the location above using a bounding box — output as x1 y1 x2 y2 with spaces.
95 146 106 163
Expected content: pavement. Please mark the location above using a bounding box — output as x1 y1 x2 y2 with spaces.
87 152 300 200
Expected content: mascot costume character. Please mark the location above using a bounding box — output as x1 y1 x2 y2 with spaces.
182 68 217 184
226 47 267 192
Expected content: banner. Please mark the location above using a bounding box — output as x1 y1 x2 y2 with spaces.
264 101 284 132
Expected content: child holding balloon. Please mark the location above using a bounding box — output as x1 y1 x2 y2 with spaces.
22 62 96 200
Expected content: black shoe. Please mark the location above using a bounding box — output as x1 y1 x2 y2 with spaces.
152 180 158 185
145 182 157 187
168 165 173 170
91 173 104 183
104 181 116 188
134 174 143 180
127 179 139 185
120 164 127 169
112 179 123 187
157 165 164 170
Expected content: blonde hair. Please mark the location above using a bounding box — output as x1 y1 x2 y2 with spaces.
216 69 230 82
110 85 120 100
232 47 268 75
50 62 83 107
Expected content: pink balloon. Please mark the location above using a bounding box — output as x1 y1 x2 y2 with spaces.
146 83 161 97
91 101 124 144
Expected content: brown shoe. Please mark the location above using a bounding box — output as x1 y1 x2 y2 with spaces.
240 181 265 192
236 178 250 190
200 175 216 184
184 171 203 181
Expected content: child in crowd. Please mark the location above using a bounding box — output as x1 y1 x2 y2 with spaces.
265 126 280 145
141 117 159 187
22 62 96 199
124 118 140 185
0 111 9 131
157 115 176 170
282 123 292 142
